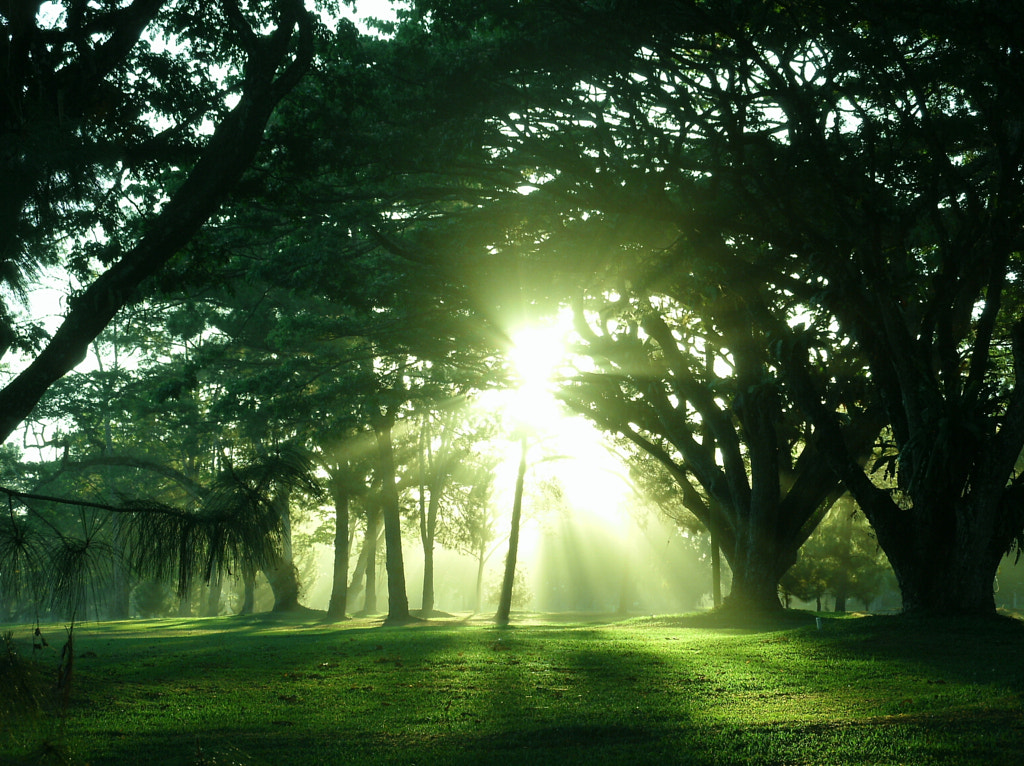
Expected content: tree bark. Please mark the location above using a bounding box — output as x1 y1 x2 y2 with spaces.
419 487 441 616
421 536 436 616
871 497 1003 615
327 475 350 621
723 549 788 613
264 561 300 612
265 491 301 612
240 573 256 615
356 507 383 614
375 415 410 623
496 433 528 626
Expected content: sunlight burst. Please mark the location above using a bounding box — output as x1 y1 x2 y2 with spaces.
486 314 636 570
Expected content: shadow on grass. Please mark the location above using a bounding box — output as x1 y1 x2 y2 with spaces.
24 608 1024 766
794 610 1024 691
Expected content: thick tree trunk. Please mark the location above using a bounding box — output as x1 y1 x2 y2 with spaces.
265 561 301 612
720 522 795 614
894 559 998 614
266 491 301 612
240 573 255 615
327 478 350 621
203 574 223 617
880 518 1001 615
857 488 1005 615
496 434 528 626
724 564 785 613
375 417 410 623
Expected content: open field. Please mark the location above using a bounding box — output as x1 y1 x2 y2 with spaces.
3 610 1024 765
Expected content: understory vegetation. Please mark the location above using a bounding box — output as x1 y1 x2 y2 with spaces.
3 612 1024 765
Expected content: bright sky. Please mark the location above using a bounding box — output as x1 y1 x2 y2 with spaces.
493 314 635 537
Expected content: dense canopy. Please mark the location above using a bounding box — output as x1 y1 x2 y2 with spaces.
2 0 1024 622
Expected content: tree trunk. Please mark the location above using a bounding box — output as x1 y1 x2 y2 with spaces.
347 525 369 607
203 574 223 617
357 507 382 614
885 531 1000 615
720 523 792 614
375 416 410 623
421 539 435 616
856 486 1004 615
266 491 301 612
496 434 528 626
710 525 722 609
265 563 300 612
724 564 785 613
240 573 255 615
420 485 441 616
327 476 350 621
474 550 486 613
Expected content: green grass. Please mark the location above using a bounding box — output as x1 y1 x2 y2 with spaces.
3 610 1024 765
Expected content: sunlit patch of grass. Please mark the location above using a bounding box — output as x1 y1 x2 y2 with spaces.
3 611 1023 765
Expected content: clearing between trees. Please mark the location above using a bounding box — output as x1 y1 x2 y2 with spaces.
4 611 1024 765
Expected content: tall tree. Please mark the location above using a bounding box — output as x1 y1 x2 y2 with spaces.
398 0 1024 615
688 0 1024 614
495 429 528 625
560 288 875 612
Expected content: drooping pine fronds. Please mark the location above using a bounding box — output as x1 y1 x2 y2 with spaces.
117 445 319 598
45 533 119 619
0 445 320 612
0 500 46 606
117 492 283 599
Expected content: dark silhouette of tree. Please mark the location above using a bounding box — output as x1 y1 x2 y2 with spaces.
396 0 1024 615
0 0 314 441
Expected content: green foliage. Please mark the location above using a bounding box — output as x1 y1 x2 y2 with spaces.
118 445 320 598
782 500 896 612
0 0 314 441
0 444 317 619
130 580 178 619
484 566 532 610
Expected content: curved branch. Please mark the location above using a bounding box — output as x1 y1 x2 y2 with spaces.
49 455 209 501
0 0 314 441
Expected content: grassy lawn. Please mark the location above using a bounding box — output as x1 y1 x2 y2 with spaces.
3 610 1024 765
